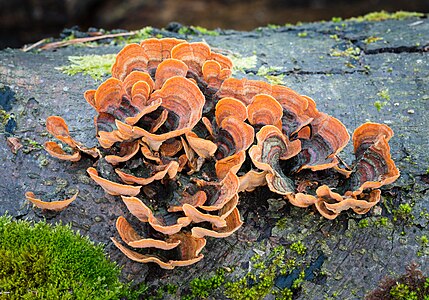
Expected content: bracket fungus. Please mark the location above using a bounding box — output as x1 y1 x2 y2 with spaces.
41 38 399 269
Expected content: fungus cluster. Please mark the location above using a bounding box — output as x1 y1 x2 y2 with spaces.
43 38 399 268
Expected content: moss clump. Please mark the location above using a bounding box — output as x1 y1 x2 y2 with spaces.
257 65 285 85
224 246 296 300
0 215 126 299
229 54 258 75
57 54 116 80
290 241 306 256
374 100 387 112
178 26 219 36
184 269 225 299
358 219 370 228
330 47 361 60
393 203 414 222
377 89 390 101
375 217 390 227
349 11 424 22
364 36 383 44
366 264 429 300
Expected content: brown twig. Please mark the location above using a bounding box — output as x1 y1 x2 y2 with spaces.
36 31 139 51
21 38 47 52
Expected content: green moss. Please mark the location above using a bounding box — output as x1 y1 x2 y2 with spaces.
374 100 388 112
228 54 257 75
276 217 288 230
421 236 429 246
331 17 343 23
377 89 390 101
348 11 424 22
57 54 116 80
390 283 418 300
118 27 153 44
358 219 370 228
297 31 308 38
393 203 414 222
368 264 429 300
267 24 281 29
224 246 301 300
178 26 219 36
375 217 389 227
329 34 340 41
364 36 383 44
290 241 306 255
330 47 360 59
0 109 10 125
186 269 225 299
0 215 127 299
257 65 285 85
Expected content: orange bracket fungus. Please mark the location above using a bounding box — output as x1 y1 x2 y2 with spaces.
41 38 399 269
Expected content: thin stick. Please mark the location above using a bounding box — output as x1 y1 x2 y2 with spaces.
22 38 47 52
39 31 139 51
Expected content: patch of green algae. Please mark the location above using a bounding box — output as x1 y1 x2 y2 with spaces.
348 11 424 22
57 54 116 80
228 54 258 75
257 65 285 85
224 246 295 300
178 26 219 36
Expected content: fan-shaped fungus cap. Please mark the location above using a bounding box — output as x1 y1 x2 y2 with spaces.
121 196 192 235
171 42 212 77
215 117 254 159
25 191 78 211
123 71 154 98
84 89 96 109
46 116 78 148
215 97 248 126
352 122 394 157
44 141 81 162
46 116 100 159
116 216 181 250
115 161 179 185
105 140 140 165
325 189 381 215
215 150 246 180
217 78 273 106
154 58 188 90
293 113 349 172
198 170 240 211
202 60 232 89
159 138 183 157
247 94 283 128
185 132 217 159
140 38 186 71
249 125 301 195
93 77 125 113
286 193 318 208
168 190 208 213
87 167 141 196
116 76 205 151
346 129 399 195
183 192 239 227
238 170 268 192
192 196 243 238
111 44 149 81
111 232 205 269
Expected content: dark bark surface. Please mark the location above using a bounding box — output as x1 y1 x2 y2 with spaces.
0 17 428 299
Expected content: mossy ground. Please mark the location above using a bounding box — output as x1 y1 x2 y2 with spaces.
0 215 133 299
